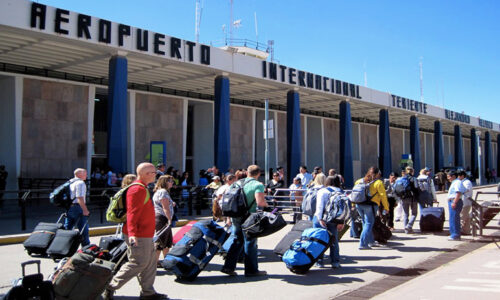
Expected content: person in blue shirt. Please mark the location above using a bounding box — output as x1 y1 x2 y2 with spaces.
446 170 466 241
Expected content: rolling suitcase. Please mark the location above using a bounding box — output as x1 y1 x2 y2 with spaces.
51 252 115 300
372 215 392 243
282 227 332 274
161 220 227 281
46 219 88 260
23 214 65 256
273 220 312 256
99 224 124 251
3 260 55 300
420 206 445 232
241 210 287 239
173 220 197 244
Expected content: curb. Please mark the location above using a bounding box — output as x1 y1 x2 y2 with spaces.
0 219 194 246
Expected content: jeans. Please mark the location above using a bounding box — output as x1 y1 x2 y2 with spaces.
402 198 418 230
64 204 90 246
386 197 396 228
356 204 377 248
448 199 463 239
312 216 339 265
222 216 259 274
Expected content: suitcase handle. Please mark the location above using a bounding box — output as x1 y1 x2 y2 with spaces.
21 260 41 277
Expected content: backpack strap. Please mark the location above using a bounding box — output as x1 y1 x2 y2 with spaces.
300 236 329 247
240 178 256 211
125 182 150 205
296 247 316 262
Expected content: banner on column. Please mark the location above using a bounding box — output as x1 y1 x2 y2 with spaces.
150 141 167 166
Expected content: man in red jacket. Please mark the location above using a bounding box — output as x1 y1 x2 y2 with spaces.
104 162 168 300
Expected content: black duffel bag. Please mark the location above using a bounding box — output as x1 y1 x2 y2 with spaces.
242 211 287 239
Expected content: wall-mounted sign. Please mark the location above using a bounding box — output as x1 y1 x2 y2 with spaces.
391 95 428 114
150 141 166 167
479 118 493 129
261 61 362 99
445 109 470 124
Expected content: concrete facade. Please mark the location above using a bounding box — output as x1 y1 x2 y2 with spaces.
21 79 88 178
230 105 253 170
360 123 378 173
323 119 340 172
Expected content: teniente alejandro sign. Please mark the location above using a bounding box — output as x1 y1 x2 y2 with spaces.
29 2 210 65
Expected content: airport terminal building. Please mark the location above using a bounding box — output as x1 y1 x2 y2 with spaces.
0 0 499 190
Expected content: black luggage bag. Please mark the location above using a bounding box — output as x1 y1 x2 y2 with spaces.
273 220 312 256
23 214 65 256
420 206 445 232
46 219 88 260
373 215 392 243
99 224 124 252
242 211 287 239
3 260 55 300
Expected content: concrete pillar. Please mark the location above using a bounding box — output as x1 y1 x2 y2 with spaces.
378 109 392 178
286 90 301 186
454 125 464 167
434 121 444 171
214 75 230 173
340 101 354 188
410 116 421 172
107 55 128 173
485 131 492 172
471 129 478 179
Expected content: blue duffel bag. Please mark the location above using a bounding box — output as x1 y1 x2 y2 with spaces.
282 227 332 274
161 220 227 281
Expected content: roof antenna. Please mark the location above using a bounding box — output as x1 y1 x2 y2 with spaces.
363 61 368 87
195 0 203 43
254 12 259 45
419 56 424 101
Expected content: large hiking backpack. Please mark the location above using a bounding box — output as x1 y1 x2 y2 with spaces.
106 183 150 223
323 187 351 224
350 180 377 204
394 176 413 198
301 187 321 217
416 177 433 207
50 179 78 209
220 179 255 218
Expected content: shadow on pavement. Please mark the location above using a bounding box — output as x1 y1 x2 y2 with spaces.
270 271 364 285
341 255 402 264
391 246 456 253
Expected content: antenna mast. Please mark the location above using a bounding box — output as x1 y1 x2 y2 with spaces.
230 0 233 45
419 56 424 101
195 0 203 43
254 12 258 44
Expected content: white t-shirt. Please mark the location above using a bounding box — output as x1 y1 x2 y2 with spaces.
70 178 86 204
153 188 174 218
461 178 473 206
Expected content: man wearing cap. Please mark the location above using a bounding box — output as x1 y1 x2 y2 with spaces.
446 170 466 241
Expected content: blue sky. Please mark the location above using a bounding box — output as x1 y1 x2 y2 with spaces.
37 0 499 123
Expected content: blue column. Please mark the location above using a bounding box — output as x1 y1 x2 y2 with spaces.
484 131 492 171
287 90 301 186
107 56 128 173
471 129 478 179
410 116 421 172
497 134 500 178
454 125 464 167
378 109 392 178
214 75 230 173
434 121 444 171
340 101 354 188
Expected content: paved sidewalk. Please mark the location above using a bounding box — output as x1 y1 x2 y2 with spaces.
0 186 498 299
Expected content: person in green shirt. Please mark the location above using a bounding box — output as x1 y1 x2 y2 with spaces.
221 165 268 277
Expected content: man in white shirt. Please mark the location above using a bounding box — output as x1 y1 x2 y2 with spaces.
458 170 473 235
296 166 313 188
64 168 90 246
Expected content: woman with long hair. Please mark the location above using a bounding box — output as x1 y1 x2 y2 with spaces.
354 167 389 250
153 175 175 264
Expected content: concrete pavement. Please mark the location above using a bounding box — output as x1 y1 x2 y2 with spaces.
0 186 498 299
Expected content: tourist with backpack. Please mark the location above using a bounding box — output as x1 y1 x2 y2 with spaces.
352 167 389 250
301 173 326 219
446 170 466 241
104 162 168 300
383 172 399 230
313 175 347 268
394 166 419 234
416 168 437 209
65 168 90 247
220 165 269 277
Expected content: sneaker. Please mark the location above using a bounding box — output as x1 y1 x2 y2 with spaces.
102 289 114 300
139 293 169 300
244 270 267 277
220 268 237 276
368 241 380 247
358 246 372 250
395 218 401 222
331 262 341 269
405 228 414 234
447 237 461 241
315 261 324 268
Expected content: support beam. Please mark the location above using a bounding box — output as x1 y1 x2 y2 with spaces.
340 101 354 188
454 125 464 167
410 116 421 172
214 75 230 173
434 121 444 171
471 129 478 179
107 55 128 173
484 131 492 172
287 90 301 186
378 109 392 178
497 134 500 179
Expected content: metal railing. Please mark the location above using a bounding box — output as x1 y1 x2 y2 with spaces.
470 191 500 238
0 184 215 231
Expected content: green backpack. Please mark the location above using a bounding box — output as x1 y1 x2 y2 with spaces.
106 182 150 223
